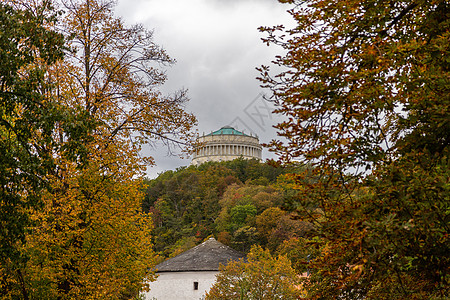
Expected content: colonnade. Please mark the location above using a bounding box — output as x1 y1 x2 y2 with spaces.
194 144 261 159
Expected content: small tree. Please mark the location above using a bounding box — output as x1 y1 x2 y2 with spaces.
205 246 303 300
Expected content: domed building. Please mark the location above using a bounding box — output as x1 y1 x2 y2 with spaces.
191 126 262 165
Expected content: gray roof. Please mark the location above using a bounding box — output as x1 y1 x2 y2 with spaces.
155 238 245 272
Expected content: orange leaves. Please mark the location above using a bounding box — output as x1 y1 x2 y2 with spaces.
259 2 449 298
260 0 450 174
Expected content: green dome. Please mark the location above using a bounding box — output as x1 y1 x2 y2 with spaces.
207 126 249 136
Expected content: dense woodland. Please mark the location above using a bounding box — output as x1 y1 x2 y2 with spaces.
142 159 311 258
1 0 448 299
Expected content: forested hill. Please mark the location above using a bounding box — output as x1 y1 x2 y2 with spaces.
142 158 313 261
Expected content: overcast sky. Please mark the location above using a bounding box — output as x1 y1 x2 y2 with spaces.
114 0 295 178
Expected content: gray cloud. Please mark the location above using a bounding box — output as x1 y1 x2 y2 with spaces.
115 0 295 178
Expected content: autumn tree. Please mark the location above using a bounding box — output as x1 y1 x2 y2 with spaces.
23 167 157 299
57 0 196 158
205 245 303 300
0 0 197 298
260 0 449 173
260 0 449 299
22 0 196 298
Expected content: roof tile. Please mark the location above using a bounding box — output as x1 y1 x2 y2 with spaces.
155 238 245 272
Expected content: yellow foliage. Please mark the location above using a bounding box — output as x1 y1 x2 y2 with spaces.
206 245 304 299
23 156 156 299
1 0 196 298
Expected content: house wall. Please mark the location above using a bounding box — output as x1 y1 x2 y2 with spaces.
143 271 218 300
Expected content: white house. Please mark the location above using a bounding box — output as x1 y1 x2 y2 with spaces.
143 237 245 300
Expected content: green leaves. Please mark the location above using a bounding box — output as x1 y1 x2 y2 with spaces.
230 204 257 227
0 2 70 298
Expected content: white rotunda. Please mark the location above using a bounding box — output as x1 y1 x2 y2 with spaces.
191 126 262 165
